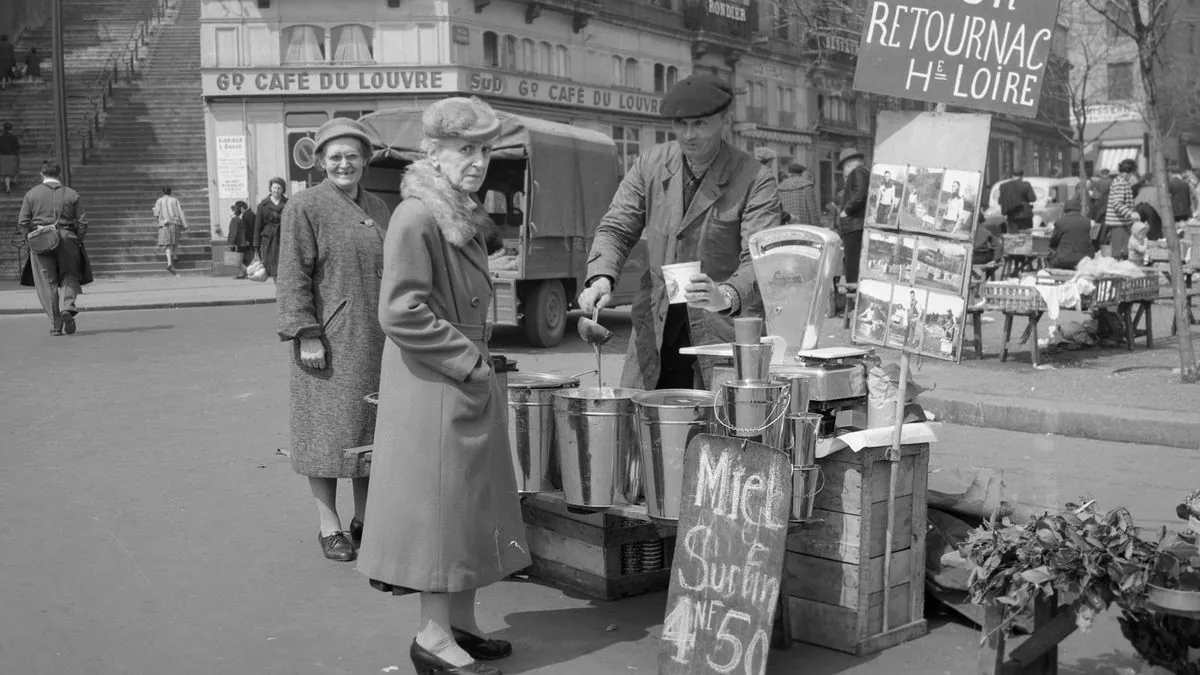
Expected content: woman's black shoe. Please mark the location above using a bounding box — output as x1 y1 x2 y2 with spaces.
409 640 501 675
318 531 356 561
349 518 364 550
451 627 512 661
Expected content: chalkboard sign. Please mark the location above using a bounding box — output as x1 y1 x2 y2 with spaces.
658 434 792 675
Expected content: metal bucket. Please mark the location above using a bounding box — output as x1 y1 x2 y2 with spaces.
507 372 580 493
784 412 822 467
553 387 643 508
633 389 716 521
792 465 824 522
715 381 789 448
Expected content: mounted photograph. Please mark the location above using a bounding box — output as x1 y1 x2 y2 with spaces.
921 291 968 362
896 167 945 236
884 285 928 353
865 163 908 229
913 237 969 295
934 169 982 239
853 279 893 347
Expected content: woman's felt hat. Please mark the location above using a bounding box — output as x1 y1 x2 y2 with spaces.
313 118 375 155
836 147 864 170
423 96 502 142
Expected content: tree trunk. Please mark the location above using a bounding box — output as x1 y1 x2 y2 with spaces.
1077 138 1090 217
1142 79 1199 382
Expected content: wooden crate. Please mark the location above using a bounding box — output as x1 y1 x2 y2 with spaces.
521 492 676 601
785 443 930 656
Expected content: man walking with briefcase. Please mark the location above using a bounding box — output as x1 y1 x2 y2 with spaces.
18 160 92 335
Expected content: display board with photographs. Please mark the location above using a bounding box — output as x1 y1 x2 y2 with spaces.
850 112 992 364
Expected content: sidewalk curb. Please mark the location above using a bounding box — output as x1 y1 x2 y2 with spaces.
922 390 1200 450
0 297 277 315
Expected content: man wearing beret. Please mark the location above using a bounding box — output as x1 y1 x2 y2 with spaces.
579 74 783 391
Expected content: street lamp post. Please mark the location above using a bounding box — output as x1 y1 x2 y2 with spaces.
51 0 71 184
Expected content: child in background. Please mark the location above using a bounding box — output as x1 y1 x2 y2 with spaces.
1128 220 1150 266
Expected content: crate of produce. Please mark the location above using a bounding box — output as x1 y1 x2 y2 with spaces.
1147 240 1186 263
520 492 675 601
981 282 1047 312
1119 275 1160 303
1031 232 1052 255
785 443 930 656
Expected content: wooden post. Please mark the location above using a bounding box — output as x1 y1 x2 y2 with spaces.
880 349 909 631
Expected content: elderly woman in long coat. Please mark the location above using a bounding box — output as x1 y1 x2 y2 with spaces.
276 117 390 562
358 97 528 675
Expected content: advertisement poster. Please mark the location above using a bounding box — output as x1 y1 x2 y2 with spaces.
215 135 249 201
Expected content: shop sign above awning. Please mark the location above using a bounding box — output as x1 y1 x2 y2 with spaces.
732 123 813 145
1095 146 1140 173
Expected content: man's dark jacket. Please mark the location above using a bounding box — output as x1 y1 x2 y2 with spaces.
998 178 1037 220
1049 203 1094 270
838 164 871 233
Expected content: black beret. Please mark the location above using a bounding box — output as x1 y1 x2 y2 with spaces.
661 75 733 120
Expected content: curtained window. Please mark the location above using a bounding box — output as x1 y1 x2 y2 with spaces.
554 45 569 77
612 55 623 86
624 58 639 89
483 31 499 67
521 38 535 72
503 35 517 70
282 25 325 64
666 65 678 89
539 42 552 75
332 25 373 63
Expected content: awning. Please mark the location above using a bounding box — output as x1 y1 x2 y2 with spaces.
732 123 813 145
1186 145 1200 169
1095 145 1140 172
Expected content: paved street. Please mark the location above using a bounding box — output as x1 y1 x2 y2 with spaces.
0 304 1196 674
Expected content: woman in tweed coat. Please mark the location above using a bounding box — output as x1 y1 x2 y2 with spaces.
276 118 390 562
358 97 528 675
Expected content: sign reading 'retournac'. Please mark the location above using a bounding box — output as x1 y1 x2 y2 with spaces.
852 0 1062 118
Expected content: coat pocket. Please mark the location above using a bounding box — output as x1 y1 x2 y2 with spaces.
323 299 349 333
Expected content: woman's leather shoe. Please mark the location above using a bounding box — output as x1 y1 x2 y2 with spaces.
318 531 355 561
409 640 501 674
451 627 512 661
349 518 364 550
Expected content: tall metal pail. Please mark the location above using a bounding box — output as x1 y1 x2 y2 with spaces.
792 465 824 522
633 389 716 521
553 388 643 508
715 381 789 448
507 373 580 493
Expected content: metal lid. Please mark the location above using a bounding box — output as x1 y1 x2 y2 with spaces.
507 372 580 389
553 387 643 401
632 389 716 408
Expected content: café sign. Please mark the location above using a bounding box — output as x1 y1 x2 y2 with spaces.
466 71 663 116
202 67 457 96
852 0 1063 118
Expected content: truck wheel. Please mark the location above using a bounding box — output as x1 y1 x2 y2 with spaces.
523 280 567 348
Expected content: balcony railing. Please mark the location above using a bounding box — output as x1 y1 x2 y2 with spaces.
777 111 795 128
746 106 768 125
818 114 860 130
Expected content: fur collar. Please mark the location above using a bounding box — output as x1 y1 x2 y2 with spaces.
401 159 480 248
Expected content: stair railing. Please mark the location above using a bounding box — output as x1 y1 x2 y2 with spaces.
63 0 173 165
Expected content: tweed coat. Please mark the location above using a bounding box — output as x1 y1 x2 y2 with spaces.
586 141 782 390
276 180 390 478
357 160 530 593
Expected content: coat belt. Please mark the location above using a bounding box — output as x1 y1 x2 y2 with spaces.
451 321 492 342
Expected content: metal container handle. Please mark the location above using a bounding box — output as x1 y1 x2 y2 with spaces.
713 386 791 436
791 464 825 497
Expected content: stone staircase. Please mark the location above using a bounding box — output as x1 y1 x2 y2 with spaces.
0 0 167 279
62 0 210 278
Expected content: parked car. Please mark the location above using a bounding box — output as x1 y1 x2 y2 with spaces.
983 176 1082 228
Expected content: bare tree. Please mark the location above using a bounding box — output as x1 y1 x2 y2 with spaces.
1084 0 1198 382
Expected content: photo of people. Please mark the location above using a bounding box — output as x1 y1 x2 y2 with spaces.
884 285 928 353
865 163 908 229
853 279 893 347
934 169 982 239
896 168 945 235
913 237 969 294
861 231 917 284
920 291 968 362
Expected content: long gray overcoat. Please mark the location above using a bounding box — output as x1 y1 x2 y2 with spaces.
276 180 391 477
587 141 782 389
357 160 530 593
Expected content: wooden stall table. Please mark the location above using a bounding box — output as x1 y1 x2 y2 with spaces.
980 284 1046 367
1000 252 1049 279
1148 262 1200 335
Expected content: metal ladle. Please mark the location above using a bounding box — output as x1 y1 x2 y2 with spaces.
576 309 612 387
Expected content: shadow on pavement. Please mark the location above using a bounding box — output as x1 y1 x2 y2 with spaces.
1060 650 1145 674
73 324 176 336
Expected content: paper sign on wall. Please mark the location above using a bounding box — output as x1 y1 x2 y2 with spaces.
216 135 249 200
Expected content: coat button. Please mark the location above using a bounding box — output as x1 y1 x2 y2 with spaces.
470 297 481 307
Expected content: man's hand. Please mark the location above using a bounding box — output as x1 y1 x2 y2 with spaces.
578 277 612 314
299 337 326 369
684 274 733 313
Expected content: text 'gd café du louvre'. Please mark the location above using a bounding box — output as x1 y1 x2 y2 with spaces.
859 0 1057 112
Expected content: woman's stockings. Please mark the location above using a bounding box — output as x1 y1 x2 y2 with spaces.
417 592 473 667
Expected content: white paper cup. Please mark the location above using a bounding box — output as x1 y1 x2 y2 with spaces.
661 261 701 304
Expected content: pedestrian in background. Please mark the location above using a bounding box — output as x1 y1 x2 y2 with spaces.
1105 158 1139 259
254 177 288 278
1168 164 1193 226
276 118 390 563
836 147 870 283
0 36 14 91
998 168 1037 232
357 96 527 675
153 186 188 273
18 160 91 335
225 200 255 278
0 122 19 193
778 162 821 227
24 48 40 82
